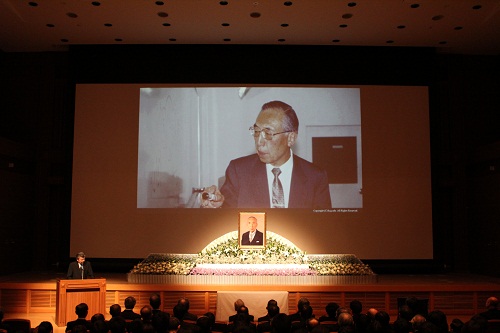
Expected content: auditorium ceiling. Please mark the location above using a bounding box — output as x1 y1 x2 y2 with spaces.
0 0 499 54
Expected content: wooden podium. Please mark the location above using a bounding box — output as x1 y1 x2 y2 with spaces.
55 278 106 327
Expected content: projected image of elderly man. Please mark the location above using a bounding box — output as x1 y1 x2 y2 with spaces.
202 100 331 209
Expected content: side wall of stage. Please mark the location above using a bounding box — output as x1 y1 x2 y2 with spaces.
1 282 498 325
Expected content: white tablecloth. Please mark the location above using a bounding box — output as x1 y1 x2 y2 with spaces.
215 291 289 321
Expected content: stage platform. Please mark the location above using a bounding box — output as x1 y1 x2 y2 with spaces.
1 271 499 329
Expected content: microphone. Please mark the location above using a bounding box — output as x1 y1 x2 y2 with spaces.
80 264 84 280
202 192 223 202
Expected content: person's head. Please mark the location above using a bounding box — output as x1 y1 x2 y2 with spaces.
485 296 499 309
267 299 278 309
169 317 180 331
173 303 186 320
237 305 249 315
267 304 280 318
178 297 190 311
75 302 89 318
196 316 211 333
203 312 215 327
252 101 299 167
110 304 122 317
297 297 310 311
338 313 354 328
336 307 351 319
410 314 426 332
37 321 53 333
141 305 153 321
247 217 258 232
398 304 413 322
125 296 137 310
271 313 291 333
109 317 127 333
449 318 464 333
91 313 105 324
366 308 378 321
349 300 362 315
374 311 390 327
92 320 109 333
234 299 245 311
427 310 448 333
306 317 319 331
76 252 86 264
150 293 161 310
325 302 339 319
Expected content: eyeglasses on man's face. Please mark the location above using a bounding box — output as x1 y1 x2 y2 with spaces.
249 126 292 140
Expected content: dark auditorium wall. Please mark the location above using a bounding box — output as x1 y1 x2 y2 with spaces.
0 46 498 276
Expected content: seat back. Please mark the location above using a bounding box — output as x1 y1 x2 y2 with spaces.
486 319 500 333
2 319 31 333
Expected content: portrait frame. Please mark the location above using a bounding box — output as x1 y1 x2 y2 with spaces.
238 212 266 249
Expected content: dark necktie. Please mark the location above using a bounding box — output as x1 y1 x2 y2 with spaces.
272 168 284 208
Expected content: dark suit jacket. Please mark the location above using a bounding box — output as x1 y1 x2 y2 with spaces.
65 318 92 332
241 230 264 246
221 154 331 208
121 309 141 321
66 261 94 279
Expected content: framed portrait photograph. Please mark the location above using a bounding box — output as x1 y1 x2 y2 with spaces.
239 212 266 249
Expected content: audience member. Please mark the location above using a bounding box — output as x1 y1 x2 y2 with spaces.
36 322 53 333
392 318 412 333
66 303 93 332
0 308 12 333
108 317 127 333
152 310 171 333
178 298 197 322
91 320 109 333
141 305 154 324
319 302 339 322
72 325 89 333
122 296 142 321
150 293 167 317
257 305 280 333
417 322 438 333
478 296 500 320
462 315 488 333
169 317 180 333
366 308 378 323
337 313 355 332
258 300 279 322
271 314 291 333
426 310 447 333
230 300 246 322
449 318 464 333
410 314 426 333
110 304 122 318
196 316 212 333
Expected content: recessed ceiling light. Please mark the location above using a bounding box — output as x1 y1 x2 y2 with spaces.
281 23 289 27
342 13 353 19
162 23 171 27
60 39 69 43
278 39 286 42
386 40 395 44
220 1 228 6
91 2 101 6
454 26 463 30
339 24 348 28
223 38 231 42
472 5 482 10
410 4 420 9
104 23 113 27
115 38 123 42
397 25 406 29
157 12 168 18
347 2 357 7
222 23 230 27
439 41 447 45
169 38 177 42
432 15 444 21
284 1 293 6
155 1 165 5
28 2 38 7
46 24 55 28
67 12 78 18
332 39 341 43
250 12 261 18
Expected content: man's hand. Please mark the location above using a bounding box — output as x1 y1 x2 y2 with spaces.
200 185 224 208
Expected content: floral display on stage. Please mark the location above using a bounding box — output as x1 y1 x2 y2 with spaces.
129 231 374 277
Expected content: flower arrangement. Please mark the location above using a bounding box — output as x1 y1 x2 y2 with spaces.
129 231 374 276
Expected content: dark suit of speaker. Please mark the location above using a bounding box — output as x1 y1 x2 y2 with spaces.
66 261 94 279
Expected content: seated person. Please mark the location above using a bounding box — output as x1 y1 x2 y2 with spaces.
257 305 279 333
258 300 279 322
66 303 92 332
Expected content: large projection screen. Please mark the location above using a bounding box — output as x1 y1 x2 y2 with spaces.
71 84 433 260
